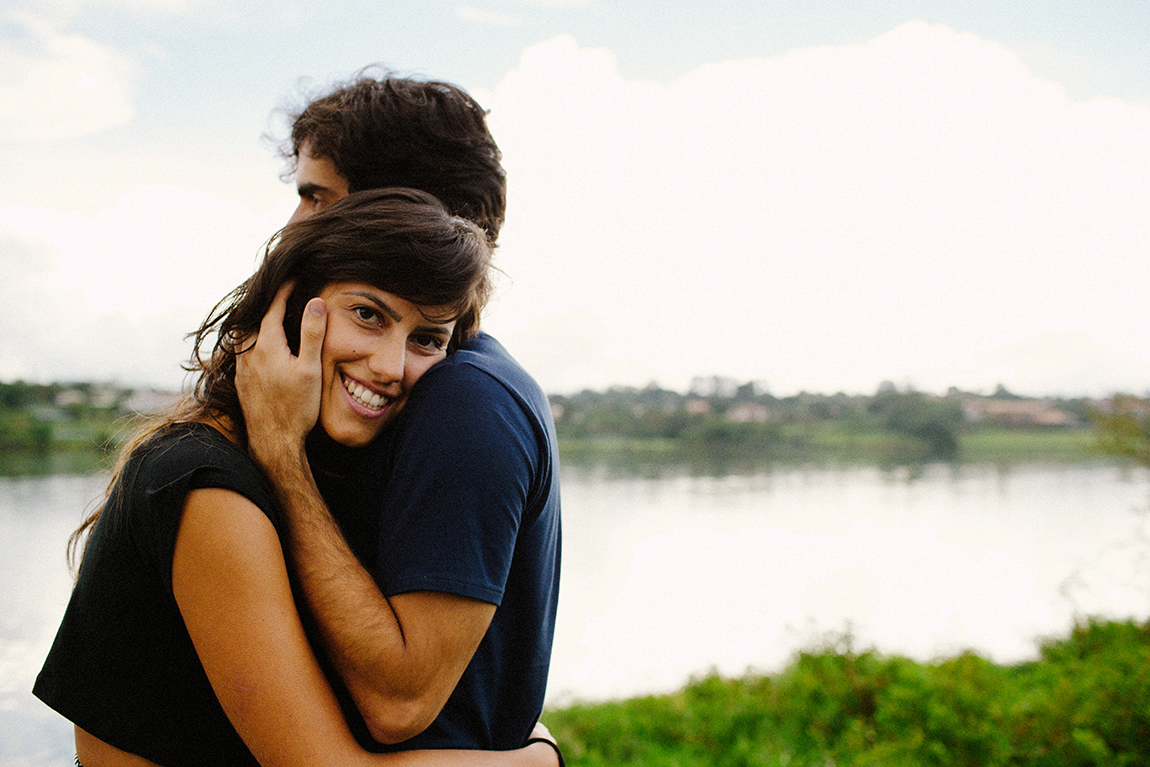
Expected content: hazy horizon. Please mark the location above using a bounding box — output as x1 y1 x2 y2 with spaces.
3 3 1148 399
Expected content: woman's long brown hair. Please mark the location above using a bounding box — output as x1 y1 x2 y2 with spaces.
68 188 492 569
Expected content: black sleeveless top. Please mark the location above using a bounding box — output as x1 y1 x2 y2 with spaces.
34 423 283 767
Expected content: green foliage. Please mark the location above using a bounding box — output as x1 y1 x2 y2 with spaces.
868 389 964 458
552 381 1093 463
0 410 52 450
0 380 60 409
678 418 782 449
544 619 1150 767
1092 394 1150 468
0 380 132 452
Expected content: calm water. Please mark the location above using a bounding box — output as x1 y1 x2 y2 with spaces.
4 457 1149 764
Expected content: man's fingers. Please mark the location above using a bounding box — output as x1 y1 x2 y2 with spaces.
257 281 296 341
297 297 327 366
235 331 257 354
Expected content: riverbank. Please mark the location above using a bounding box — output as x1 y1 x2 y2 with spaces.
1 379 1117 470
557 425 1104 467
0 425 1111 478
543 618 1150 766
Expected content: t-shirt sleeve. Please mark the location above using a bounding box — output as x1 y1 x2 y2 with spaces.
373 362 538 605
129 431 282 595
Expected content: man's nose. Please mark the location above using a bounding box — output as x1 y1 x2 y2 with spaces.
287 201 309 225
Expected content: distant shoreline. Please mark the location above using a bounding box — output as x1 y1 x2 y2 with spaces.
557 425 1105 466
0 425 1111 479
1 378 1126 475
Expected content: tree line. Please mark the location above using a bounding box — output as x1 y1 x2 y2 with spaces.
0 377 1131 460
0 380 148 451
551 378 1100 459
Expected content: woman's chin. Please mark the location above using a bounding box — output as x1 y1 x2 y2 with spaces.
314 421 380 451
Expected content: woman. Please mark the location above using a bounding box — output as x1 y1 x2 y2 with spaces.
33 189 562 767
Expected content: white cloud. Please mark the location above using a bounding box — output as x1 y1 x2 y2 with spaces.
480 24 1150 395
0 187 280 318
0 189 290 386
512 0 588 6
455 5 525 27
0 11 137 142
0 230 191 386
2 22 1148 396
10 0 200 15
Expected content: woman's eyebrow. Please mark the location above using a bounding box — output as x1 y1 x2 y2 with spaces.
414 323 452 337
345 289 451 336
347 289 402 322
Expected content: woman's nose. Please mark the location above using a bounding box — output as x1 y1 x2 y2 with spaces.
367 337 405 383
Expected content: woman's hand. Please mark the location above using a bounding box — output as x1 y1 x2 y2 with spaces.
524 722 564 767
235 282 326 465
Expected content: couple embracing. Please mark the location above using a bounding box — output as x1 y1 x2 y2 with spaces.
35 71 563 767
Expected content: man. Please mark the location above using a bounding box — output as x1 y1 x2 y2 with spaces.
236 71 561 752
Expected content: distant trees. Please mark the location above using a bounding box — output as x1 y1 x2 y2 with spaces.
868 388 964 458
0 380 134 451
0 376 1096 459
0 381 57 450
1092 394 1150 468
550 380 1083 459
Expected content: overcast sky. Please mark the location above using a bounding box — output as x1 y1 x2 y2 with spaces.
2 0 1148 397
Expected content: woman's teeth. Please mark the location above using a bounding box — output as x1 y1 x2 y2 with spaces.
344 376 386 410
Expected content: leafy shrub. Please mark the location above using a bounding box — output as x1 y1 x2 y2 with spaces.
544 619 1150 767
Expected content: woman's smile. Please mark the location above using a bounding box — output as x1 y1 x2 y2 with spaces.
317 282 455 448
341 372 391 414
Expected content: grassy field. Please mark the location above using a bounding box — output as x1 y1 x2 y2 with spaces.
542 619 1150 767
957 427 1100 462
558 426 1106 468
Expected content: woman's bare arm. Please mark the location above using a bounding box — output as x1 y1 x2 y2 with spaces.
167 487 556 767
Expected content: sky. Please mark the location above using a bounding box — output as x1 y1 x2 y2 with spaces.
1 0 1149 398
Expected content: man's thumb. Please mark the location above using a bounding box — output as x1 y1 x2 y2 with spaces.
299 297 327 362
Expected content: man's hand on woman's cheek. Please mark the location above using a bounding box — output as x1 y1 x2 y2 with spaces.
235 282 327 462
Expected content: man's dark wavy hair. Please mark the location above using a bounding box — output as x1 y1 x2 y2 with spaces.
280 67 507 244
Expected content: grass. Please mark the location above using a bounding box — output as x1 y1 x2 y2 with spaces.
958 427 1100 462
542 619 1150 767
558 426 1107 468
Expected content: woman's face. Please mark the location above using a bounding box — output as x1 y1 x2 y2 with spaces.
316 282 456 448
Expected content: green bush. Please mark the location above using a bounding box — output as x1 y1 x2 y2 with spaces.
0 411 52 450
544 619 1150 767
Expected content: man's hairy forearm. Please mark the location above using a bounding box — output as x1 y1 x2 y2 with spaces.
248 434 493 744
251 444 428 740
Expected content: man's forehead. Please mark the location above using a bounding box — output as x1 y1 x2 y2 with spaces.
296 151 349 191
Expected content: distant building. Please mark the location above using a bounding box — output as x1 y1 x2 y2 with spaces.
685 399 713 416
689 376 739 399
960 397 1073 427
122 389 180 415
54 389 86 408
726 403 772 423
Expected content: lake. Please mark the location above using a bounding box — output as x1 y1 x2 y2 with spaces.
3 455 1149 764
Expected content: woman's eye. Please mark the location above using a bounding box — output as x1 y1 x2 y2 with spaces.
353 306 379 323
411 334 446 352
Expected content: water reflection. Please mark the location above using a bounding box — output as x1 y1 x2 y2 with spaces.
1 471 108 767
3 455 1148 765
557 441 1125 482
548 456 1150 704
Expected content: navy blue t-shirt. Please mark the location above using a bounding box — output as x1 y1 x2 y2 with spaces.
353 332 562 751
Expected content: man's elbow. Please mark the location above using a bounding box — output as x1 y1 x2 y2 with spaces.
358 692 439 745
